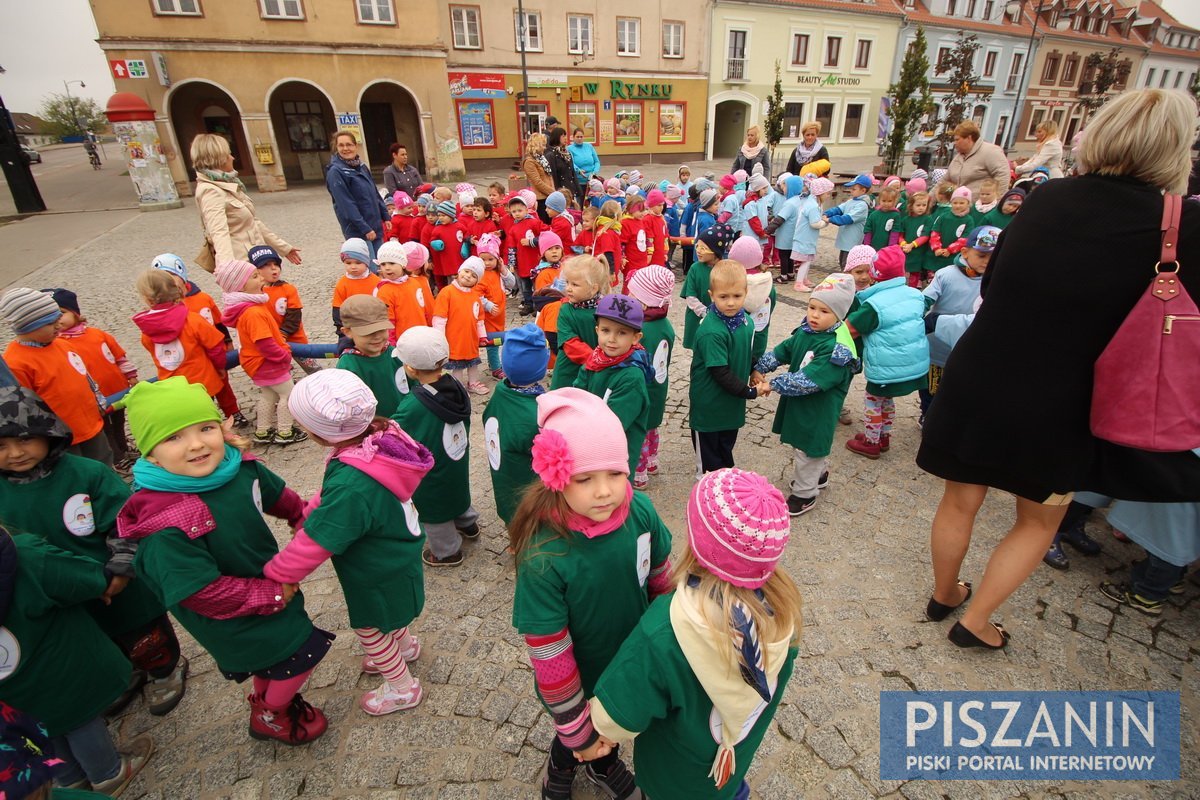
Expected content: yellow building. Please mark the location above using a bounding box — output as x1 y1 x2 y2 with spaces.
90 0 467 192
438 1 711 168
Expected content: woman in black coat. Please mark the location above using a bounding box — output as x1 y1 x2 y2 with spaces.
784 122 831 176
730 125 771 177
918 89 1200 650
545 127 581 204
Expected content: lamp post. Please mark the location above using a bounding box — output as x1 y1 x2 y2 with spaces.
1003 2 1073 152
63 79 87 138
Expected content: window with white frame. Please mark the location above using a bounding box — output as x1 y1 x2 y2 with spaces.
842 102 865 140
854 39 872 70
782 102 806 137
983 0 994 18
825 36 842 68
1006 52 1024 91
617 18 640 56
947 0 957 15
792 33 810 66
260 0 302 19
515 11 542 52
966 0 977 16
983 50 998 78
357 0 393 24
450 6 481 48
1145 67 1157 87
662 21 684 58
815 102 835 138
936 46 952 72
153 0 200 14
568 14 593 55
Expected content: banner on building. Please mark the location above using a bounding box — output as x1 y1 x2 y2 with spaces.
449 73 507 99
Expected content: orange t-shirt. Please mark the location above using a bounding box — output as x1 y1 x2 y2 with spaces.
60 327 130 397
183 289 222 330
332 273 381 308
432 283 484 361
536 300 561 370
4 340 104 444
478 270 507 333
533 265 561 293
408 275 434 323
235 304 289 383
264 281 308 343
140 312 227 396
375 279 430 342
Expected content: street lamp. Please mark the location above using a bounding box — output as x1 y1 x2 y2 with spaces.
63 79 87 139
1003 1 1074 152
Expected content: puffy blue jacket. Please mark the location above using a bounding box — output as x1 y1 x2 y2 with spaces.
325 156 389 242
858 277 930 384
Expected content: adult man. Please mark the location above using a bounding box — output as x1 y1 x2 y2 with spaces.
382 143 422 199
945 121 1010 196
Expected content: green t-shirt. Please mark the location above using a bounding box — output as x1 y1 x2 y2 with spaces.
639 316 676 430
769 327 854 457
336 346 408 417
0 535 130 736
980 207 1015 230
680 263 713 349
482 383 541 526
748 285 776 363
133 461 315 674
392 391 471 524
0 454 162 636
53 789 111 799
304 460 424 631
593 595 797 800
928 212 974 270
511 491 672 695
550 303 599 390
689 313 754 433
897 213 933 274
574 363 649 474
863 208 902 250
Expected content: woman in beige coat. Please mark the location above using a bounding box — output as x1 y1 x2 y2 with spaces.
191 133 300 271
521 132 555 222
1014 119 1065 180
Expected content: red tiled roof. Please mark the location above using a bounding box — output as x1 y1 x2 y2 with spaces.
1134 0 1199 32
887 0 1038 35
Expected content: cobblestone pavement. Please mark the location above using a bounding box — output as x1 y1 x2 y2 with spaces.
8 182 1197 799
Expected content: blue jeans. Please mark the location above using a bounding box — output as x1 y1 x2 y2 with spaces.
1130 554 1185 601
51 716 121 786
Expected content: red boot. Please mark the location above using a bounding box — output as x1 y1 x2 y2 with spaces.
248 693 328 745
853 432 890 453
846 436 881 459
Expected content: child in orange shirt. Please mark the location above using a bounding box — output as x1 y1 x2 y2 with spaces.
402 240 435 311
476 233 515 379
213 260 307 446
333 237 382 347
533 232 565 292
249 244 321 376
372 240 416 343
150 253 246 426
132 269 228 401
50 288 139 467
0 288 111 465
433 257 488 396
534 277 565 374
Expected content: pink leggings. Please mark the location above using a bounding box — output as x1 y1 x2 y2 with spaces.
357 626 417 689
636 428 661 479
252 667 315 708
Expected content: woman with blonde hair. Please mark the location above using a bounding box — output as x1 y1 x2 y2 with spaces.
731 125 770 176
521 132 555 222
784 122 831 177
1014 118 1065 179
917 89 1200 650
191 133 299 272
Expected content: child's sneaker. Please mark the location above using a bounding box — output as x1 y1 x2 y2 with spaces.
582 758 643 799
273 427 308 446
632 473 649 490
144 654 189 716
232 412 251 428
360 679 423 716
816 471 830 490
89 735 154 796
1098 581 1164 616
252 428 275 445
422 548 463 567
845 436 881 459
539 755 577 800
467 381 490 396
458 521 480 539
786 495 816 516
491 368 506 380
838 406 852 425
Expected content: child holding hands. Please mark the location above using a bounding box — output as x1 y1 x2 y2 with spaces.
432 256 490 395
626 266 676 490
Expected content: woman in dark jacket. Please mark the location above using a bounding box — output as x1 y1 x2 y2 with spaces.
784 122 831 177
730 125 771 177
545 127 581 205
325 129 389 257
918 89 1200 650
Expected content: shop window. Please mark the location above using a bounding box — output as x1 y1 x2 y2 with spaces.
792 34 810 67
456 100 496 149
783 102 806 138
614 102 643 144
515 11 542 52
825 36 842 68
658 102 685 144
842 103 865 140
815 102 835 140
450 6 481 49
854 39 872 70
617 18 641 56
568 102 597 143
153 0 200 15
357 0 393 24
282 102 328 151
663 21 684 59
568 15 593 55
260 0 302 19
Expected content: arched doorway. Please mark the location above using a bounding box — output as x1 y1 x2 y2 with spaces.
359 81 424 177
168 81 249 183
712 100 750 160
266 80 337 183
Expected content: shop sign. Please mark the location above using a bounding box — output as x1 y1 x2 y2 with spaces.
529 73 569 89
449 72 507 99
582 81 674 100
796 75 862 87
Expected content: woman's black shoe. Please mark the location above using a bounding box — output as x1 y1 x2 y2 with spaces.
926 580 972 621
948 621 1009 650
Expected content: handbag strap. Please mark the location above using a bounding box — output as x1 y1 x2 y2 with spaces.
1160 194 1181 267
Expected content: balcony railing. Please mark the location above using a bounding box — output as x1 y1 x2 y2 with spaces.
725 58 746 82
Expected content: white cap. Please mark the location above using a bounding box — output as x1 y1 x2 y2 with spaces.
395 326 449 370
375 240 408 267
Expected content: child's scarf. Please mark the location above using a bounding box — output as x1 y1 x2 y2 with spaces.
583 343 652 380
131 444 243 493
560 481 633 539
708 306 749 332
220 292 269 325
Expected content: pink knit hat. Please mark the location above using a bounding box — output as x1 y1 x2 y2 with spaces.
288 369 377 443
844 245 877 271
665 186 682 202
727 235 764 269
392 191 414 210
645 189 666 208
627 265 675 308
519 189 537 207
538 231 563 257
401 242 429 271
687 468 790 589
476 232 501 260
952 186 972 201
870 245 907 281
883 175 902 187
809 177 835 197
732 169 749 184
455 182 477 203
213 259 257 293
719 174 737 190
532 388 629 488
905 177 927 194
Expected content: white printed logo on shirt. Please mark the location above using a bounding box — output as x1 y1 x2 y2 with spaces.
199 307 215 325
752 304 772 333
916 224 925 237
652 340 670 384
635 532 652 587
393 351 410 394
472 301 481 319
415 288 426 308
484 416 501 470
0 628 20 680
457 229 465 243
799 350 816 370
636 230 647 252
155 339 185 371
66 351 88 376
443 422 468 461
401 499 422 537
885 218 895 232
251 479 263 514
275 298 288 317
955 223 967 238
101 343 117 364
62 493 96 536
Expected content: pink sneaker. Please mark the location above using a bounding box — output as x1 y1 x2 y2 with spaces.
467 381 490 396
633 473 649 490
360 679 423 716
361 636 421 674
794 282 814 293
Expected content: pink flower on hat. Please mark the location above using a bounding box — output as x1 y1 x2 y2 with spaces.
952 185 972 201
686 468 790 589
533 388 629 488
531 429 574 491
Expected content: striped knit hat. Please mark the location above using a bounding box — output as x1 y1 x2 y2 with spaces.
213 259 257 293
0 288 61 334
687 468 790 589
627 265 675 309
288 369 377 443
435 200 457 218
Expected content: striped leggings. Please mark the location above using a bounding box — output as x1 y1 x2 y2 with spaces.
356 626 417 690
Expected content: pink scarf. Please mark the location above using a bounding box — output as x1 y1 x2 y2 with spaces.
562 481 633 539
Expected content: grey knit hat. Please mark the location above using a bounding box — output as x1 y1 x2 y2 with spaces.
0 288 62 335
698 188 720 209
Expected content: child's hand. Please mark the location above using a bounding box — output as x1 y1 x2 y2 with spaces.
281 583 299 605
750 370 765 386
755 381 772 398
901 243 913 253
573 738 616 762
127 376 139 387
936 249 949 257
101 575 130 605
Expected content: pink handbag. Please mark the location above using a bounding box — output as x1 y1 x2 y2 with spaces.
1091 194 1200 451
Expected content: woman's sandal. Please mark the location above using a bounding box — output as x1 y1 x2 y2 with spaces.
948 621 1010 650
925 580 972 622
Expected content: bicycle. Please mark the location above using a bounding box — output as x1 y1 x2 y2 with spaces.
88 150 102 170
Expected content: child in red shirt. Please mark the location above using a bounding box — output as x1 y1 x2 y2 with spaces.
507 194 544 315
544 191 575 251
643 189 669 267
464 198 500 257
620 198 651 286
428 201 468 290
333 238 382 337
388 192 422 243
592 200 624 285
433 257 488 395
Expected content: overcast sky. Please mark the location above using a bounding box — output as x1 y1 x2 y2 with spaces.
2 0 1198 116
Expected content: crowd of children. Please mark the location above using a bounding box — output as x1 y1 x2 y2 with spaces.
0 161 1034 800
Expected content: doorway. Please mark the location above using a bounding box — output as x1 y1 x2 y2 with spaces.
359 82 424 176
712 100 749 159
267 81 337 182
994 114 1009 147
361 103 397 169
168 82 249 183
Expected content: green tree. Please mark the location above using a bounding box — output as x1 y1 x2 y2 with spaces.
39 93 106 139
1079 48 1131 115
1190 71 1200 103
764 60 786 165
884 25 934 174
933 32 982 158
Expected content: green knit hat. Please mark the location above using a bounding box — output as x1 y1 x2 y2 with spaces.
115 376 222 455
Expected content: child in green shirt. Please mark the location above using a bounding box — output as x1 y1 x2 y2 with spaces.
268 370 434 717
927 186 976 270
336 294 408 417
115 377 331 746
981 187 1025 230
680 223 735 349
862 186 903 250
510 388 673 800
550 255 610 390
626 266 676 490
898 191 934 288
589 468 801 800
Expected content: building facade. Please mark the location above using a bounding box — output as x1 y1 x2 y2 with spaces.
708 0 905 163
439 1 710 169
89 0 466 193
1131 1 1199 94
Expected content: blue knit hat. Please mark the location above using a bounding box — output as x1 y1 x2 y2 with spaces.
545 191 567 214
501 323 550 386
45 287 80 316
340 237 372 264
435 200 457 217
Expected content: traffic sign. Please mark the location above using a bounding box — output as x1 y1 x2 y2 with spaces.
109 60 128 79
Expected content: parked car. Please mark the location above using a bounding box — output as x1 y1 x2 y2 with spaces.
19 145 42 164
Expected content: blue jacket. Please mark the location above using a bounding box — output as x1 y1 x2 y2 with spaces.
720 192 743 232
826 195 870 252
771 177 806 249
664 204 682 237
791 196 824 257
857 277 930 384
689 209 716 239
325 156 389 242
567 142 601 186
